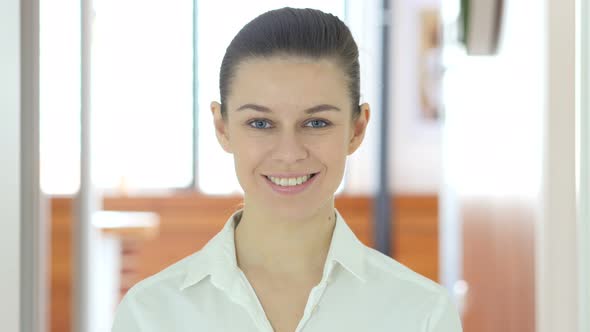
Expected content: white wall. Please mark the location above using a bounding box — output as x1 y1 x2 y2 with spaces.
391 0 442 193
443 1 545 198
0 0 21 330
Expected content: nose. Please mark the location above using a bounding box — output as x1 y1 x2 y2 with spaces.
271 130 309 164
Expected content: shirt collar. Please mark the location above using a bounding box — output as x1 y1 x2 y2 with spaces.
326 208 367 282
180 208 367 291
179 210 242 291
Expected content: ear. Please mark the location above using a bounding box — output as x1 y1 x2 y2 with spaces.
347 103 370 155
211 101 233 154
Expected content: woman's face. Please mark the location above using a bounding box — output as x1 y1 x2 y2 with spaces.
211 56 369 218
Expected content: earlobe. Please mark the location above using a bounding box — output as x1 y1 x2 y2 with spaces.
211 101 233 154
347 103 370 155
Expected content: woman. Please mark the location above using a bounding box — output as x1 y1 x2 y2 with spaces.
112 7 462 332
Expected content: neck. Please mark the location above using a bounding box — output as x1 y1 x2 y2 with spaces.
234 199 336 277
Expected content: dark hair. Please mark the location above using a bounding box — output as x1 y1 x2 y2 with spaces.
219 7 361 119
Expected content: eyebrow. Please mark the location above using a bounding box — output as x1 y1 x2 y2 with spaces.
235 103 341 114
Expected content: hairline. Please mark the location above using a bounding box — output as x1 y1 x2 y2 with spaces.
222 53 358 119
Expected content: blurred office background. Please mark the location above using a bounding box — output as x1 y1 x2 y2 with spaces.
1 0 588 331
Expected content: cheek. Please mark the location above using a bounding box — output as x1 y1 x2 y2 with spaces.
306 134 349 167
231 134 273 174
305 129 349 152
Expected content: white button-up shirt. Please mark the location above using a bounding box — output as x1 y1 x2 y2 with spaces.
112 209 462 331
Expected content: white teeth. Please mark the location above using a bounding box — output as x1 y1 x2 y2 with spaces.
268 174 313 187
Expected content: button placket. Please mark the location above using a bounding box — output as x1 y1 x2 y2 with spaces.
236 270 274 332
295 281 329 332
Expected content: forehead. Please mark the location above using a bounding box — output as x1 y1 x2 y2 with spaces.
227 56 350 111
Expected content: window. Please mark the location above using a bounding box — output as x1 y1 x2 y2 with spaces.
40 0 81 195
40 0 379 196
92 0 194 192
41 0 194 195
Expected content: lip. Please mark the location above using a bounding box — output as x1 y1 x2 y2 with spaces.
262 172 319 195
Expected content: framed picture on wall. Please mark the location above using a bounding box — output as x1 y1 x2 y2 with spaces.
419 9 443 121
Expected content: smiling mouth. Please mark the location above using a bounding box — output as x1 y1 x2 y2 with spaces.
263 172 319 187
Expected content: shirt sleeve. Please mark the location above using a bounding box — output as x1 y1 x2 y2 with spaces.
111 290 143 332
426 291 463 332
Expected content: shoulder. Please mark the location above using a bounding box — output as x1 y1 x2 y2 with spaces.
112 249 212 331
120 216 233 303
361 244 449 299
359 245 462 330
123 248 206 301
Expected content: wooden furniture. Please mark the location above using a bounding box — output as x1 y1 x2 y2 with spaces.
92 211 160 301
